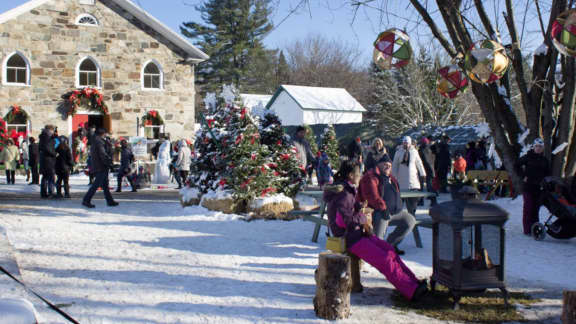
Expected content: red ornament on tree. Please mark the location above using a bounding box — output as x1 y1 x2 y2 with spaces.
240 108 247 119
219 179 227 187
235 134 243 145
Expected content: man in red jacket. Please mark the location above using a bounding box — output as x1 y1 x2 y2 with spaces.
357 155 416 255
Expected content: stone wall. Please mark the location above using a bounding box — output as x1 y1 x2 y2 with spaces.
0 0 198 139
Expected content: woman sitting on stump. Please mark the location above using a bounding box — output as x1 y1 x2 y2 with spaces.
323 160 428 301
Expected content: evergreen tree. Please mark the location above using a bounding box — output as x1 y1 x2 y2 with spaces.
276 50 290 86
181 0 274 92
302 124 318 157
260 112 305 197
320 125 340 170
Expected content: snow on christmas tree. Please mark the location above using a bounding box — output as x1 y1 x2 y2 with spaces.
260 112 306 198
320 124 340 170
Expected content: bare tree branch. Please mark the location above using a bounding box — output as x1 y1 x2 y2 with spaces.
407 0 458 57
473 0 497 39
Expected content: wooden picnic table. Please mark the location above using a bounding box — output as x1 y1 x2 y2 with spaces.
299 190 437 248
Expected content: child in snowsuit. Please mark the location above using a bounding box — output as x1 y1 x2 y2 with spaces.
323 160 428 301
453 152 467 178
316 152 333 188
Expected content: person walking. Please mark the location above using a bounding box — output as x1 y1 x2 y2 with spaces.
514 138 550 235
323 160 428 301
364 137 389 171
357 155 417 255
0 139 19 184
39 125 57 197
174 140 191 189
28 137 39 185
21 138 30 182
316 152 334 188
434 135 452 193
292 126 315 181
392 136 426 217
116 139 137 192
55 137 74 198
82 128 118 208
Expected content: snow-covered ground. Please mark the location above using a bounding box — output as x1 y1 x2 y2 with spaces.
0 184 574 323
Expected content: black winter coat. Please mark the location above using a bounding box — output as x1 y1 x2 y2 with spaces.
55 145 74 175
515 150 550 191
418 144 435 177
38 131 56 174
434 142 451 172
90 136 113 173
28 143 39 165
120 146 134 170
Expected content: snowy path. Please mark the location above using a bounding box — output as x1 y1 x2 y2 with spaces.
0 191 574 323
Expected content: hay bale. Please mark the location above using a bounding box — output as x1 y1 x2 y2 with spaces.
249 194 295 220
201 190 235 214
179 187 201 207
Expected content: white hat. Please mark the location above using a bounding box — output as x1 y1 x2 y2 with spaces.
402 136 412 144
533 138 544 146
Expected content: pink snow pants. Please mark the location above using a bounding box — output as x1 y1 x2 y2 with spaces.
348 235 419 300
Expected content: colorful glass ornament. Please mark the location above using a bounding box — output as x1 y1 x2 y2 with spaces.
552 9 576 57
437 65 469 99
373 29 412 70
464 40 510 84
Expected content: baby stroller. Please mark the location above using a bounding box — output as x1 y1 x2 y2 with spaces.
533 176 576 240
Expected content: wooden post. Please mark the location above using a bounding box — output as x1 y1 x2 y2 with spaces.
313 252 351 320
563 290 576 324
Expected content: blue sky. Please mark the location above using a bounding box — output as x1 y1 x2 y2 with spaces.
0 0 544 64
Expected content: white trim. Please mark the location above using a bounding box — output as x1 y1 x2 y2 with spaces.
2 51 31 86
75 13 99 27
141 59 164 91
75 56 101 89
0 0 209 61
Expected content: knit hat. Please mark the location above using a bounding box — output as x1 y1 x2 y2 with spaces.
402 136 412 144
420 137 430 145
377 155 392 164
533 138 544 146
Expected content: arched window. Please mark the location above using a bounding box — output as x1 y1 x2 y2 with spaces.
75 14 99 27
3 52 30 85
142 61 163 90
77 57 100 88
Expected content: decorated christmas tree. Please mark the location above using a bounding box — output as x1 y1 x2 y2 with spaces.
320 124 340 170
260 112 306 197
303 124 318 157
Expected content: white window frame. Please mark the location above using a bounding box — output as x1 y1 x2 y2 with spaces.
76 56 101 89
2 52 31 86
75 14 99 27
141 60 164 91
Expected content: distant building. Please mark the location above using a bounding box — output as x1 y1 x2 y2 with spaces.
265 85 366 126
0 0 208 141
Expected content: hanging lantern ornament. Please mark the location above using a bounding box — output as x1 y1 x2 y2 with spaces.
464 40 510 84
551 9 576 57
437 64 469 99
373 29 412 70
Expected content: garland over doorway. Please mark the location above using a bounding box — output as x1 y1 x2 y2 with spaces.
62 88 108 116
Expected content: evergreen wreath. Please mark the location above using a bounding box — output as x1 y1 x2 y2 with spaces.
4 105 29 124
141 110 164 126
63 88 108 116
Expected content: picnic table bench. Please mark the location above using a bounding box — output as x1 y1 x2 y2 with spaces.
292 190 436 248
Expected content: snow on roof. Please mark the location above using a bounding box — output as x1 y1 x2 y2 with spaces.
267 85 366 112
0 0 208 61
240 94 272 109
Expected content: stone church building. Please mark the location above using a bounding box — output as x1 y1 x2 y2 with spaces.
0 0 208 141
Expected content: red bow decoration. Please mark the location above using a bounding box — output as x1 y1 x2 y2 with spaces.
207 119 215 128
261 187 277 197
268 163 278 169
240 108 247 119
235 134 243 145
250 133 260 145
149 110 158 118
12 105 20 114
219 179 227 187
280 153 291 160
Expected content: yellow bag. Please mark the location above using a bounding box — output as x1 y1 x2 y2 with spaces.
326 236 346 253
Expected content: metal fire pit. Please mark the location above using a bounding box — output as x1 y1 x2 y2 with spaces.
429 187 509 309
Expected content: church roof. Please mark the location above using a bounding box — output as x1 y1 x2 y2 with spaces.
0 0 209 62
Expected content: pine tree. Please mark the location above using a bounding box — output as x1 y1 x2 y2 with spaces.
181 0 274 92
260 112 305 197
320 125 340 170
303 124 318 157
276 50 290 86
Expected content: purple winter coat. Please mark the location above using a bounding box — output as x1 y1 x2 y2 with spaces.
323 181 367 248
